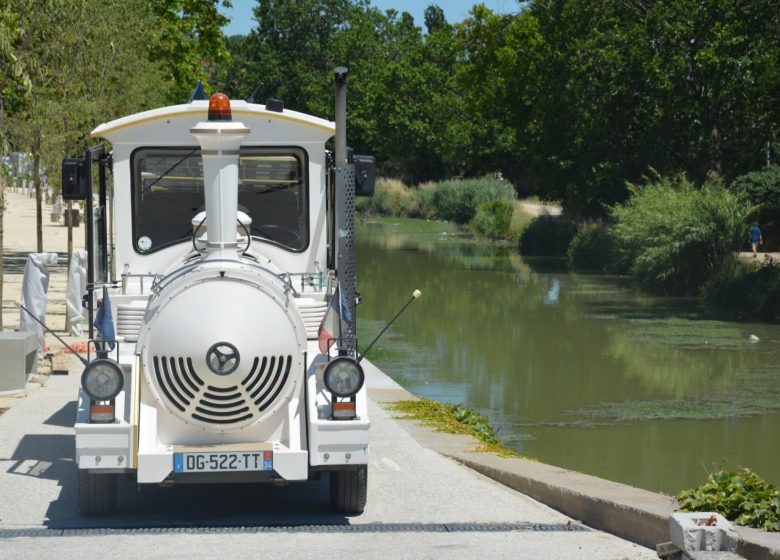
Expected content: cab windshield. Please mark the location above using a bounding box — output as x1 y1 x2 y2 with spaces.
131 147 307 253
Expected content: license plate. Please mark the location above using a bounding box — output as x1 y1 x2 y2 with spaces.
173 451 273 473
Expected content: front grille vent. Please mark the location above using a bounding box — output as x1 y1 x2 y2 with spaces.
152 355 293 425
117 304 146 342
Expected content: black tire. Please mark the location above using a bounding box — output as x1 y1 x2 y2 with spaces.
330 466 367 514
78 470 117 515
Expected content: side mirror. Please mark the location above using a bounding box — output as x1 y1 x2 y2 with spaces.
62 158 88 200
353 154 375 197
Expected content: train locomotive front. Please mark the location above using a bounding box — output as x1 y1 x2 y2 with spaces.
67 69 374 515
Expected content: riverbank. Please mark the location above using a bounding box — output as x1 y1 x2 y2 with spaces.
366 362 780 559
356 217 780 493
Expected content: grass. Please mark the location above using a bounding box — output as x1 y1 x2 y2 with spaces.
387 397 530 458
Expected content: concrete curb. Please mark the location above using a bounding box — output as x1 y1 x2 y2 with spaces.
367 379 780 560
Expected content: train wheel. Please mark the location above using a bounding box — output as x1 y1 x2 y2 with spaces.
78 470 117 515
330 466 367 514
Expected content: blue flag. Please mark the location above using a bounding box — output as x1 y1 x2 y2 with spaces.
93 289 116 350
318 285 352 354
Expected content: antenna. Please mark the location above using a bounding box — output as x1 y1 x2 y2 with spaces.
358 290 421 363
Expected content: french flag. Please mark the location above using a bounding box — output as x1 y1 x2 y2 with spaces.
318 285 352 354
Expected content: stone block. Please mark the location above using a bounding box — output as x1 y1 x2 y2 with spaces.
670 513 738 554
0 331 39 394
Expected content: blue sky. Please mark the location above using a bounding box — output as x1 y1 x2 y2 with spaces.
220 0 517 36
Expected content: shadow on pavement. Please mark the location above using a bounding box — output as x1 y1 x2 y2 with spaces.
5 411 350 529
43 472 351 530
44 401 77 428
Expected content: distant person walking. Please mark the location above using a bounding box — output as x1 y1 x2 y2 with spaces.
749 223 763 258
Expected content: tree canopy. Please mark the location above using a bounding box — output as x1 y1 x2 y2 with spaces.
215 0 779 215
1 0 778 218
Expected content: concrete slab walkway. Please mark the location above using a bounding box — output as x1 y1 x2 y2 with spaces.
0 354 656 559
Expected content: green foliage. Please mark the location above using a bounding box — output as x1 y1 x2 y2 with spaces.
389 397 526 458
415 182 438 219
356 178 418 217
702 257 780 321
470 199 513 240
677 469 780 532
566 221 614 270
731 166 780 250
611 174 748 295
357 177 517 229
216 1 780 211
456 1 780 215
430 178 515 224
731 165 780 212
149 0 233 103
518 216 578 257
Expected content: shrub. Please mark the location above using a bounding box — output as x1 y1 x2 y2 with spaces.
611 174 748 295
431 177 515 224
731 165 780 212
470 199 514 240
356 178 418 217
677 468 780 532
702 257 780 321
415 181 438 219
518 215 578 257
566 221 614 271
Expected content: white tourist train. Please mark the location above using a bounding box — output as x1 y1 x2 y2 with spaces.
62 69 375 515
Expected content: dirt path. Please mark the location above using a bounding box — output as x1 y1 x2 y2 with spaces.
519 201 562 217
737 251 780 264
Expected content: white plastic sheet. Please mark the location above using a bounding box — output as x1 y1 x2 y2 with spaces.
19 252 59 357
66 250 88 336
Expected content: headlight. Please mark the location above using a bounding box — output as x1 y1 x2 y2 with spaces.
81 359 124 401
323 357 365 398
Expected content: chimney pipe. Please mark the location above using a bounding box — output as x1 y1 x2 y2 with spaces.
190 111 249 260
334 67 348 166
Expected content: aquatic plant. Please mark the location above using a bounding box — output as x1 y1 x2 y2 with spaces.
388 397 526 458
677 469 780 532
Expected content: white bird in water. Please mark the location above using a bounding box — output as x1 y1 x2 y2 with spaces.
748 334 760 343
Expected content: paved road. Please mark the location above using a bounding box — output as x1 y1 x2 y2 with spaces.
0 360 655 559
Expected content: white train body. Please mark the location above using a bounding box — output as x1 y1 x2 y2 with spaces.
69 75 372 514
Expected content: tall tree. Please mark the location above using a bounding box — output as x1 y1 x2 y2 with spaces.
0 6 31 330
149 0 233 103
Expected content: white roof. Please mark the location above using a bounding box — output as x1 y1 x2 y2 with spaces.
91 100 335 143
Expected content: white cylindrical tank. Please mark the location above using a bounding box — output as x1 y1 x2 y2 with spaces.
137 261 307 433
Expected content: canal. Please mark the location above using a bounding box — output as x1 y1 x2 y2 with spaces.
356 218 780 495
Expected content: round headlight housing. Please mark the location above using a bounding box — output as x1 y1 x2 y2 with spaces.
323 357 365 398
81 359 124 401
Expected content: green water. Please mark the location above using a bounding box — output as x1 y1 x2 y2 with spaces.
355 219 780 495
